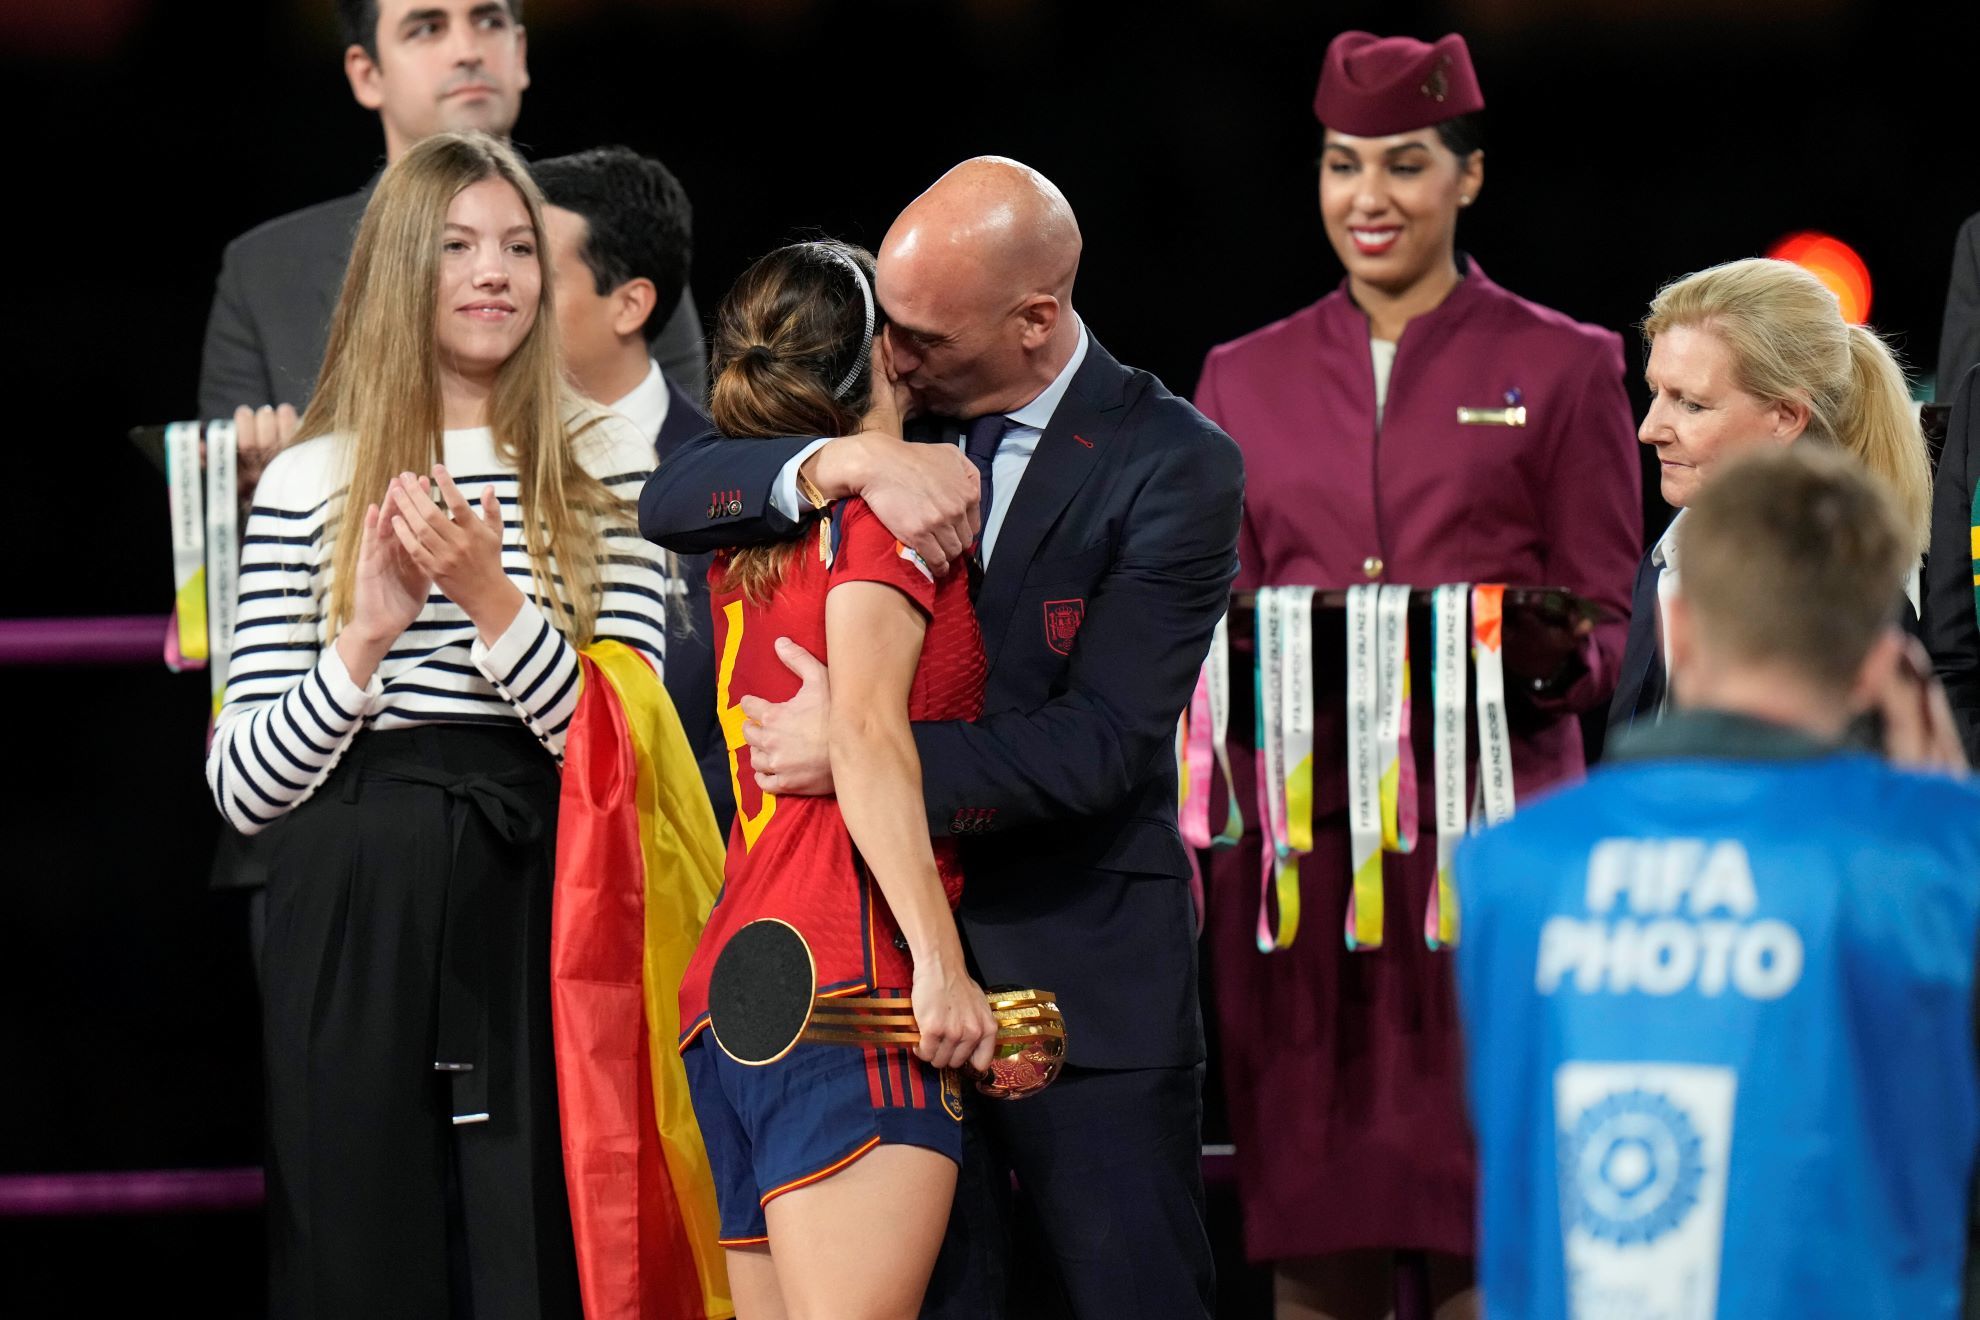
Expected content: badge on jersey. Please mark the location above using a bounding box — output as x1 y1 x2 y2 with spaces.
1044 598 1086 655
1555 1062 1736 1320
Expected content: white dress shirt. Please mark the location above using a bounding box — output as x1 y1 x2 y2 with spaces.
608 358 670 439
1652 508 1685 713
771 320 1091 568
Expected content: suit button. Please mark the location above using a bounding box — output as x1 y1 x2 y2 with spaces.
1362 556 1383 579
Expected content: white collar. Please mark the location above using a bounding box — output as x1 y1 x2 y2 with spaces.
1003 319 1089 432
609 358 670 439
1652 507 1687 572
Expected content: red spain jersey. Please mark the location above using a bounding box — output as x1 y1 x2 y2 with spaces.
678 498 986 1046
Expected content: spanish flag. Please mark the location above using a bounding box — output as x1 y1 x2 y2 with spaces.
553 642 733 1319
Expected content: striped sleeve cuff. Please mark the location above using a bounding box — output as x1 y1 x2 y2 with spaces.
207 645 380 835
470 599 580 759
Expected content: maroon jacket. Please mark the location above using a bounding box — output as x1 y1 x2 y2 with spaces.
1195 260 1641 803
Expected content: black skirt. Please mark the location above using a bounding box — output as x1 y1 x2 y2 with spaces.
257 723 580 1320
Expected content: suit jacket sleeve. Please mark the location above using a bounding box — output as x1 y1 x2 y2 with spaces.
637 431 812 554
911 425 1244 833
1941 216 1980 399
650 287 708 405
198 238 274 421
1530 329 1641 717
1924 363 1980 759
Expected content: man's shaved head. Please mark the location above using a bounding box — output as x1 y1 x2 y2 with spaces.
876 157 1084 417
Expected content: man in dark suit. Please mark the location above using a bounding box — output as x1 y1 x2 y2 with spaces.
533 146 729 833
639 157 1243 1318
1608 542 1670 732
1939 213 1980 400
1923 364 1980 759
198 0 705 480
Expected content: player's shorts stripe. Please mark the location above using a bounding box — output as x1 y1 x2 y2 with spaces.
760 1136 883 1207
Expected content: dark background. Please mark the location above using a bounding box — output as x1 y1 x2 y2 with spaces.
4 0 1975 1312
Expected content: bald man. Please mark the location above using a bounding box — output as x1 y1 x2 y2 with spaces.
640 159 1241 1318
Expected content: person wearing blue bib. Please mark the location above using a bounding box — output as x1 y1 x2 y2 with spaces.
1458 446 1980 1319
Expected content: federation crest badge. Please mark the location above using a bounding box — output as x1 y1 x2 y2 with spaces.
1043 598 1086 655
940 1067 965 1121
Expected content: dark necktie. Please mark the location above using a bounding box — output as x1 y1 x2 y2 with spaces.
963 413 1009 539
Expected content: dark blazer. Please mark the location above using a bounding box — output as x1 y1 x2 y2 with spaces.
1940 213 1980 400
652 379 733 837
1607 547 1667 737
639 338 1245 1069
198 187 708 420
1923 363 1980 760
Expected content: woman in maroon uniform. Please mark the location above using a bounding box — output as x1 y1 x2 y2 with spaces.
1192 32 1642 1319
674 241 998 1320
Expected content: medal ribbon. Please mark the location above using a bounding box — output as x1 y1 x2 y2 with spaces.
1375 584 1417 855
1252 588 1310 951
164 422 208 672
1180 611 1243 852
1472 583 1516 827
1427 584 1469 949
1344 585 1384 950
203 421 240 720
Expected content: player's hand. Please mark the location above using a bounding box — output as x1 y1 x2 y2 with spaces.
740 638 835 795
910 956 999 1073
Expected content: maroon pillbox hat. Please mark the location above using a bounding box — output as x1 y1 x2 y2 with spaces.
1312 31 1484 136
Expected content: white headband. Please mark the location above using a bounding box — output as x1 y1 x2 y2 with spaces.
810 242 876 399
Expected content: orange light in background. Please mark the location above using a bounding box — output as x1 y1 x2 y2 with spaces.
1767 231 1873 324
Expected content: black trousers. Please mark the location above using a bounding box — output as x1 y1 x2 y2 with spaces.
922 1062 1215 1320
258 725 580 1320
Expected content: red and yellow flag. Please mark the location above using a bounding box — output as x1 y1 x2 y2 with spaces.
554 642 733 1320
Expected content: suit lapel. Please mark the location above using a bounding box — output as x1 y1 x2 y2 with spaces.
1611 548 1664 728
974 343 1127 671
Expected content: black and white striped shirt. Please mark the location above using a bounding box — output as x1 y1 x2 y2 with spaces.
206 413 673 835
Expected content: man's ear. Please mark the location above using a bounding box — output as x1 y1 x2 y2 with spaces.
514 24 530 94
1017 294 1059 350
345 44 385 112
612 278 658 341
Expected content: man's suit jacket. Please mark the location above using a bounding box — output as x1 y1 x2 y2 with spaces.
1607 548 1666 737
652 380 733 836
1941 213 1980 400
1923 363 1980 760
198 187 707 420
639 338 1245 1069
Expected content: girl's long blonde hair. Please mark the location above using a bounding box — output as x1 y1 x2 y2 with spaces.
1644 257 1931 555
298 130 626 643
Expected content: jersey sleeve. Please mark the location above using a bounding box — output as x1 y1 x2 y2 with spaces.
827 498 941 616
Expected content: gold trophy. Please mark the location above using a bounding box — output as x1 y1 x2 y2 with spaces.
707 918 1066 1100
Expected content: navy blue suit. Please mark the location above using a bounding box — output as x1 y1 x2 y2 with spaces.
639 337 1242 1318
650 379 733 838
1606 548 1666 737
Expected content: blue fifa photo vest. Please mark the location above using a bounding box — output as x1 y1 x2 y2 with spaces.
1458 751 1980 1319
